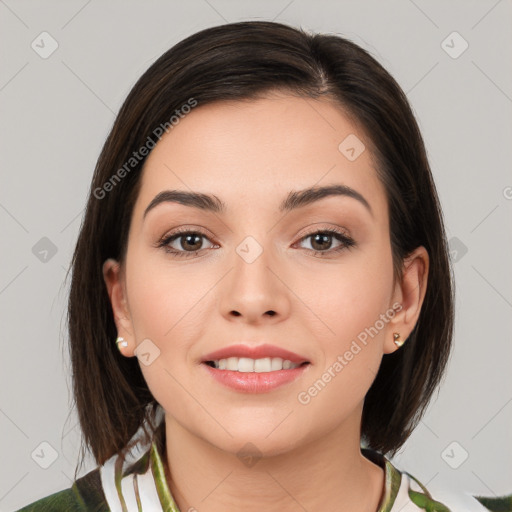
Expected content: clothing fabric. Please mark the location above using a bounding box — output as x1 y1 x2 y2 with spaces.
15 405 510 512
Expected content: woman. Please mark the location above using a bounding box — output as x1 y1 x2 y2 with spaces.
16 20 503 512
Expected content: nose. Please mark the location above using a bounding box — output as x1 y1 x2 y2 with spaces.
219 237 291 325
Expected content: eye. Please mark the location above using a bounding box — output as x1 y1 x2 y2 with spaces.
156 226 355 259
157 228 217 258
296 228 355 256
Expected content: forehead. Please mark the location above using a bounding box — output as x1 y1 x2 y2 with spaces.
134 94 386 218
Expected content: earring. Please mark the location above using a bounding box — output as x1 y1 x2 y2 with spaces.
116 336 128 350
393 332 404 348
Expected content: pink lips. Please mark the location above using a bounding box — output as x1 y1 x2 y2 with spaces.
202 363 310 393
201 343 309 365
200 343 311 393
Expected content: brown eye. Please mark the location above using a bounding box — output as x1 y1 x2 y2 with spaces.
175 233 204 251
166 232 213 253
297 228 355 256
158 229 217 258
308 232 337 251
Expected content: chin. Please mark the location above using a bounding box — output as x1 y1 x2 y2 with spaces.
205 423 306 460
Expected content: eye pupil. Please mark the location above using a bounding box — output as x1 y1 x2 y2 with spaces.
182 234 202 251
311 233 332 251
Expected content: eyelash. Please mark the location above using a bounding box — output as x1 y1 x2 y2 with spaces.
156 226 356 259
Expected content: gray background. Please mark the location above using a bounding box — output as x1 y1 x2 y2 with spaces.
1 0 511 510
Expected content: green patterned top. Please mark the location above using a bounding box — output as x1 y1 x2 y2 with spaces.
15 412 511 511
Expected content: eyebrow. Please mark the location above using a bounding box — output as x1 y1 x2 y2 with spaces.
143 184 373 219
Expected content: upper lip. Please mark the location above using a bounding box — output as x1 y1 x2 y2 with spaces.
201 344 310 365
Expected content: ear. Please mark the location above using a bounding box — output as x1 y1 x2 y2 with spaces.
384 246 429 354
102 258 136 357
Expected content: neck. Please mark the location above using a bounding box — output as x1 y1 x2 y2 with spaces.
162 412 385 512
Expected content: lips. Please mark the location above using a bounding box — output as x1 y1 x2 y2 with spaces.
202 362 310 393
201 343 310 365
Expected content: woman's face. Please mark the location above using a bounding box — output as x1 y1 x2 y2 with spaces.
104 92 427 456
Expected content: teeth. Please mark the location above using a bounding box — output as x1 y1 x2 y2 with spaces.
210 357 302 372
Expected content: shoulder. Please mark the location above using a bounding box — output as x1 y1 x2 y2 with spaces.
15 467 109 512
394 470 510 512
362 448 504 512
397 471 452 511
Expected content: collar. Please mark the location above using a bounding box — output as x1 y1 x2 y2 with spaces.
99 406 180 511
361 447 403 512
99 406 406 512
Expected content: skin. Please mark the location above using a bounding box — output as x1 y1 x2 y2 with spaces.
103 92 429 512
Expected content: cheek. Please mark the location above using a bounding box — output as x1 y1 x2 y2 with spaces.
298 242 394 346
294 241 394 406
124 247 209 340
123 252 210 417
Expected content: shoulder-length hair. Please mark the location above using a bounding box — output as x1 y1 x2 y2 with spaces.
67 20 454 474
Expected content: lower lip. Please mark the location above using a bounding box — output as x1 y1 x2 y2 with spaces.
201 363 310 393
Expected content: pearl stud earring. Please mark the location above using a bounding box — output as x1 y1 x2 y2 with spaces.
393 332 405 348
116 336 128 350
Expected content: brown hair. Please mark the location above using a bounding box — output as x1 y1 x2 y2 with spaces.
66 20 454 475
